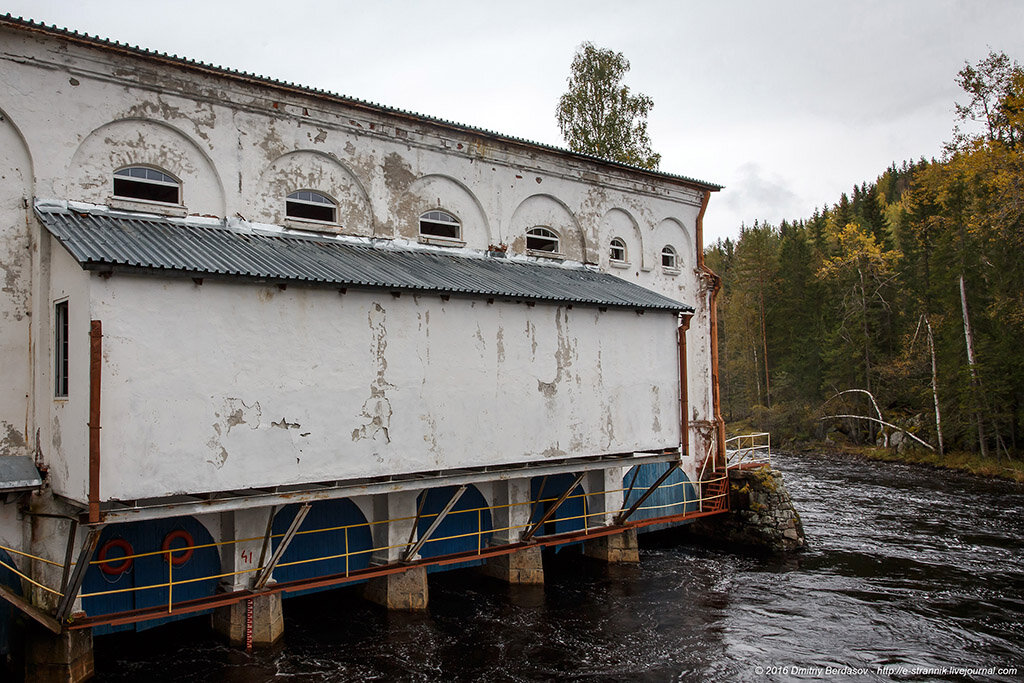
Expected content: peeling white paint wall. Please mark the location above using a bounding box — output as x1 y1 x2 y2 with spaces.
91 277 679 500
0 24 719 507
0 107 33 460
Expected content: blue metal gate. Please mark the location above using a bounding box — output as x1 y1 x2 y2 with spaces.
415 485 492 572
82 515 220 635
530 473 585 550
623 462 697 531
0 549 21 659
271 498 372 593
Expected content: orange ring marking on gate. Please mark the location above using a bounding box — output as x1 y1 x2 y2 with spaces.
162 529 195 566
98 538 134 575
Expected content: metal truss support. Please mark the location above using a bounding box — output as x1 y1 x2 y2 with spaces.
520 472 585 543
402 485 467 562
55 525 104 623
614 462 681 525
253 503 310 590
59 519 79 597
256 505 278 573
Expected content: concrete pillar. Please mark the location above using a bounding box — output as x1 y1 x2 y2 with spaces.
364 567 428 610
583 528 639 563
369 491 420 564
211 592 284 647
213 508 286 648
587 468 625 528
364 491 428 609
218 507 278 592
24 628 94 683
488 479 533 544
481 480 544 584
480 546 544 584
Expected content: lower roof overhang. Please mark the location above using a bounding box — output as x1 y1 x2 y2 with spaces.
62 448 685 524
0 456 44 500
36 203 693 314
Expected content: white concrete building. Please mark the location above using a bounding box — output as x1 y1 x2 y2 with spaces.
0 15 727 679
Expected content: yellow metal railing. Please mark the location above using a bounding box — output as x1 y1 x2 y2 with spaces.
3 471 728 617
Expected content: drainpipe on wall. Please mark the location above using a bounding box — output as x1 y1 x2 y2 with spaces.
694 192 727 469
88 320 102 523
678 314 691 456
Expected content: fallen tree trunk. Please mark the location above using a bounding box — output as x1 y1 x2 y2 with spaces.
818 414 936 451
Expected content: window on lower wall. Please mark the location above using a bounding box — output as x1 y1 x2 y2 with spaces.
420 210 461 240
526 227 560 253
286 190 337 223
113 167 181 204
54 300 68 398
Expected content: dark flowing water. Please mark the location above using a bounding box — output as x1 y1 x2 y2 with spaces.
93 453 1024 681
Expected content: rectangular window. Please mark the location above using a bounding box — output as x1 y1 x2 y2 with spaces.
54 300 68 398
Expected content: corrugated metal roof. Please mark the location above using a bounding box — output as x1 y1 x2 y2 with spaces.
0 13 722 192
37 206 692 313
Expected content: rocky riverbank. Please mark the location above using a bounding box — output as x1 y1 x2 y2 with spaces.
686 465 806 552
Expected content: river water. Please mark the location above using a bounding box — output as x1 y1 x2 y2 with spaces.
93 452 1024 681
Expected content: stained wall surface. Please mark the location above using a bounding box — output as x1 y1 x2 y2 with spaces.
0 22 719 506
80 278 680 500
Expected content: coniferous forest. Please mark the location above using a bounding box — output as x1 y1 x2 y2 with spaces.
706 52 1024 460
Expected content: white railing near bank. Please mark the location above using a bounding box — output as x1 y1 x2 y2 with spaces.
725 432 772 468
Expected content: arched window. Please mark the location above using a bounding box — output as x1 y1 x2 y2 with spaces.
286 190 336 223
609 237 627 263
661 245 678 269
113 167 181 204
420 210 461 240
526 227 560 253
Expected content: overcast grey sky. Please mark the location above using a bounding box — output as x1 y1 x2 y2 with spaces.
5 0 1022 244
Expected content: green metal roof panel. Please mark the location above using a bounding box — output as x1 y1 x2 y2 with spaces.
36 206 693 313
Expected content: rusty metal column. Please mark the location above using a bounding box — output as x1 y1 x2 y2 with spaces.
695 190 727 469
88 320 102 523
679 314 691 456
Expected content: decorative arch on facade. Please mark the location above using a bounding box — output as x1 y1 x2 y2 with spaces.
400 174 492 249
67 117 225 216
654 217 694 273
600 208 645 269
0 106 34 210
257 149 374 235
508 194 586 261
0 108 36 460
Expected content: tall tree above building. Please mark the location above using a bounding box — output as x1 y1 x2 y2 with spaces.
556 42 661 170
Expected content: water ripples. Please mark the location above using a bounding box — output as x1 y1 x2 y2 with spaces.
94 452 1024 681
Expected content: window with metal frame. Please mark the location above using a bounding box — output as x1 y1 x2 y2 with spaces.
661 245 678 269
113 167 181 204
526 227 560 253
286 190 337 223
419 210 461 240
609 237 627 263
54 300 68 398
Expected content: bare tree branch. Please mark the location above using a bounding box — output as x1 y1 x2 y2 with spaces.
818 415 935 451
823 389 883 421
